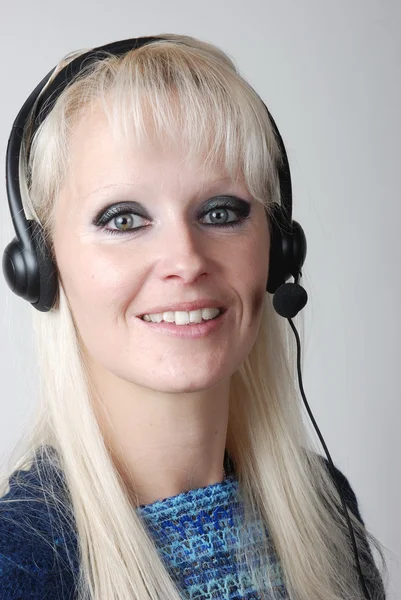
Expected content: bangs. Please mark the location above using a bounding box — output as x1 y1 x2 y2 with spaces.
92 41 282 205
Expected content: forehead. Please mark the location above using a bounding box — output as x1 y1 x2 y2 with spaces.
65 103 242 198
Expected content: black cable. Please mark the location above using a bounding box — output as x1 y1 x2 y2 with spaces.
287 316 371 600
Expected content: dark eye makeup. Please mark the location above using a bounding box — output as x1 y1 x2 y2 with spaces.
92 195 252 236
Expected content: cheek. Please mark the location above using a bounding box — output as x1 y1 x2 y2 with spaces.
239 230 270 325
57 244 137 322
250 285 266 321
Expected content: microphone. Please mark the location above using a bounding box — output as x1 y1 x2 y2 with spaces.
273 281 308 319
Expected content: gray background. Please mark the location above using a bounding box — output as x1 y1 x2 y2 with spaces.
0 0 399 595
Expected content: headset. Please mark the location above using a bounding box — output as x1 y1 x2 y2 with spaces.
2 36 372 599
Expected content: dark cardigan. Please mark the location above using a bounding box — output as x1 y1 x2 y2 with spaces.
0 448 385 599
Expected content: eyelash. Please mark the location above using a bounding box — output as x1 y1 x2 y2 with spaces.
95 200 251 236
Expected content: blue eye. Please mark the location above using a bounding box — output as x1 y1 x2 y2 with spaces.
94 196 251 236
198 196 251 228
94 202 150 235
200 206 243 226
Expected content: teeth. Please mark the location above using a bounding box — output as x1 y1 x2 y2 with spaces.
149 313 163 323
175 311 190 325
142 307 221 325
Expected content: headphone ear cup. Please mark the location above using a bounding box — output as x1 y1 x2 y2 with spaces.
29 221 58 312
266 204 307 293
2 237 30 296
2 222 58 312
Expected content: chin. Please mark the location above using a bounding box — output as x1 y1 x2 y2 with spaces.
144 378 224 394
135 367 231 394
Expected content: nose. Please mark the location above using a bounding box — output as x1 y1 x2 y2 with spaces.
156 221 210 285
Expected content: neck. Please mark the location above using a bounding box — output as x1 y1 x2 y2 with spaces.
87 361 231 506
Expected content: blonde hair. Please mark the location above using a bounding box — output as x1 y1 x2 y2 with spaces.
0 34 387 600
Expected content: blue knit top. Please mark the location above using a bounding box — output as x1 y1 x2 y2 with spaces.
0 451 288 600
0 448 385 599
136 475 287 599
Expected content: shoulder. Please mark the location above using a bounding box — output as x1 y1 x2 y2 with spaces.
0 453 78 599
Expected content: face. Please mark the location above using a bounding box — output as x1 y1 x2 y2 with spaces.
52 105 270 394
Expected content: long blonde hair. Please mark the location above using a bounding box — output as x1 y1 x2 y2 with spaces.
0 34 387 599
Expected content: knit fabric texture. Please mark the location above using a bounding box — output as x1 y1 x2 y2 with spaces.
0 447 386 599
136 475 288 599
0 454 80 600
0 452 288 600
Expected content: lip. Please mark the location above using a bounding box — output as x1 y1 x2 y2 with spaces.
136 299 225 318
136 308 227 339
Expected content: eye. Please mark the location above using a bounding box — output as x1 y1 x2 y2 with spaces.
198 196 251 228
93 202 150 235
200 206 241 225
107 212 147 232
93 195 251 236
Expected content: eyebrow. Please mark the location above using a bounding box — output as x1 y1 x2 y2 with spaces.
82 184 140 202
81 177 240 203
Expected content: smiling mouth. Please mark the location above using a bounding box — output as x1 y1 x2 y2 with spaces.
139 307 225 325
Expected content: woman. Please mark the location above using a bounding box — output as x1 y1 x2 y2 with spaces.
0 34 387 599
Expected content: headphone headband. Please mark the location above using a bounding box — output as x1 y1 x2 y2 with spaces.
29 37 162 145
